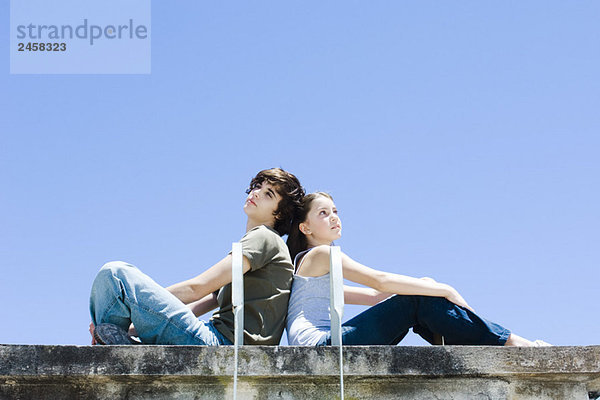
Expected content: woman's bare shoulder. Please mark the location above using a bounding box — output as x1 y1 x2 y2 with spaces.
297 245 331 276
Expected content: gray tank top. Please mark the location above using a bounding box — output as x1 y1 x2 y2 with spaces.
286 249 332 346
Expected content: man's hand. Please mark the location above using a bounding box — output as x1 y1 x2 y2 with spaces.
128 324 138 337
89 322 97 345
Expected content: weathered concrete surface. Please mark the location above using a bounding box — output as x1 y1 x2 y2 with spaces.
1 345 599 399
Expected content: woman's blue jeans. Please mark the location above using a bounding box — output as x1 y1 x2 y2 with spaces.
319 294 511 346
89 261 231 345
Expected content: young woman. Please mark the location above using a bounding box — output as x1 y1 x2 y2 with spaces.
286 192 549 347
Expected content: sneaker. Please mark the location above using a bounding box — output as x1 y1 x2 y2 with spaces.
532 339 552 347
94 323 140 345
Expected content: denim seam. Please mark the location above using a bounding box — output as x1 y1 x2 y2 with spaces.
99 297 120 326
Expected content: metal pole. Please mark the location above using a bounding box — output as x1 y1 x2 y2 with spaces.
232 242 243 400
329 246 344 399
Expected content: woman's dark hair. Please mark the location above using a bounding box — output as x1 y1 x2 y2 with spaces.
246 168 305 236
286 192 333 261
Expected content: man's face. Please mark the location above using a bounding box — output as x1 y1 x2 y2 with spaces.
243 181 281 227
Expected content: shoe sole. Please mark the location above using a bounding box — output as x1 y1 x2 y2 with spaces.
94 324 137 345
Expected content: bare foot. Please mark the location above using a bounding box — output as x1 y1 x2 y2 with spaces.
504 334 552 346
504 333 534 346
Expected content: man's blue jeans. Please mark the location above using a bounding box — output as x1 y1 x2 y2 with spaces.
90 261 231 345
319 294 511 346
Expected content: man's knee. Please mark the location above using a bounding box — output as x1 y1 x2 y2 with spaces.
97 261 137 281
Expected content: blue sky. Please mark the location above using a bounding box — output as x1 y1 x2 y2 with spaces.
1 1 598 346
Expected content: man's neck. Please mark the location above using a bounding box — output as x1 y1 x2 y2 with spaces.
246 219 274 233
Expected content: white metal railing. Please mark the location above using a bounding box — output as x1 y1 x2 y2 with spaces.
231 242 244 400
232 243 345 399
329 246 344 399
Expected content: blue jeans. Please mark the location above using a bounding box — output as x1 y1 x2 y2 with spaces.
90 261 232 345
318 294 511 346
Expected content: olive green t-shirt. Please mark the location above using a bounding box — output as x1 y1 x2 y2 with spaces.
211 225 293 345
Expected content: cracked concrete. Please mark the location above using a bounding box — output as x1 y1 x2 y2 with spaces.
1 345 599 399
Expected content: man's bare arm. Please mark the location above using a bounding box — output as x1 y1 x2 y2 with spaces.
166 254 252 304
187 293 219 317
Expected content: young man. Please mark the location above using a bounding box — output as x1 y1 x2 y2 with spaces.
89 168 304 345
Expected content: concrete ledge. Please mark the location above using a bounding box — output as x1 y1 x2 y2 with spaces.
1 345 599 399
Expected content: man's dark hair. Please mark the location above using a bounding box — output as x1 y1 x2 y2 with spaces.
246 168 305 236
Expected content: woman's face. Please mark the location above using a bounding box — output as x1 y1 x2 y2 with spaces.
300 195 342 246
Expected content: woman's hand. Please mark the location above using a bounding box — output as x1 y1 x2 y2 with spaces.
420 277 474 312
440 284 474 313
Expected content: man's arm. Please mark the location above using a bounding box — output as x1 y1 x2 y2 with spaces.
166 254 252 304
187 292 219 317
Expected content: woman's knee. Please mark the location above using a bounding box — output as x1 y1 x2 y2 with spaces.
416 295 453 315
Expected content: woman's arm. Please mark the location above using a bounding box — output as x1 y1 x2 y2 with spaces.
344 285 392 305
298 245 473 311
340 251 473 311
